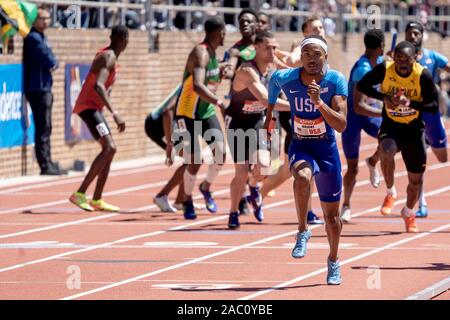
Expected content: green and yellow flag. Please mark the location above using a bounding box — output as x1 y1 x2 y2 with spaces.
0 0 38 42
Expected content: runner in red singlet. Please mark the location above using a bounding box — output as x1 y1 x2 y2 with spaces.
69 25 128 212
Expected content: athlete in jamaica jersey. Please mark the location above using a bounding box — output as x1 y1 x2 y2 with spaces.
405 21 450 218
358 41 439 234
267 36 348 286
169 17 227 220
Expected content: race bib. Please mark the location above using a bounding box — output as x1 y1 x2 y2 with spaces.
224 115 232 129
177 118 187 132
293 115 326 140
95 122 110 137
387 105 417 118
242 100 265 114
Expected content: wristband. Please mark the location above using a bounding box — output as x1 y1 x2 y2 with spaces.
112 111 119 116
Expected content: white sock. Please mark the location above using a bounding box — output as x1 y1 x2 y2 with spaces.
419 185 427 207
206 163 222 184
242 185 249 198
183 170 197 197
387 186 397 198
402 206 414 218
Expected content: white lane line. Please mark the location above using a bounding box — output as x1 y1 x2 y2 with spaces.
0 215 228 274
0 159 448 272
0 167 234 239
239 185 450 300
0 163 170 194
0 168 233 216
0 279 288 285
0 138 422 248
0 136 388 216
240 222 450 300
405 276 450 300
0 160 232 215
60 185 450 300
0 188 228 241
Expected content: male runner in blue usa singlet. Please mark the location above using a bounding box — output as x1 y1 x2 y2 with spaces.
266 35 348 285
341 29 386 223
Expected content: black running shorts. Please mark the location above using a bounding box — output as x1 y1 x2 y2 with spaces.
78 109 111 140
378 124 427 174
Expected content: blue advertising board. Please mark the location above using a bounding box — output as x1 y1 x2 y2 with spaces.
0 64 35 149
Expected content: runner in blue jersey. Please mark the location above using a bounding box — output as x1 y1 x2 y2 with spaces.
341 29 385 223
405 21 450 218
266 35 348 285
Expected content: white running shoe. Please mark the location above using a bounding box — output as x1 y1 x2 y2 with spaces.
153 195 177 213
341 205 351 223
365 158 380 188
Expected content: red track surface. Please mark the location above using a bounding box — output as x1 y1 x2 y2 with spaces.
0 127 449 300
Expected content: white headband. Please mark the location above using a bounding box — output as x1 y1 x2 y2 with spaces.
301 38 327 54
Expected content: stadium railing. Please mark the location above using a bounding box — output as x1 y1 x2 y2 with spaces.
28 0 450 53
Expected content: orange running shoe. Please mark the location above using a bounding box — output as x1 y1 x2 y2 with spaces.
380 194 396 215
402 216 419 233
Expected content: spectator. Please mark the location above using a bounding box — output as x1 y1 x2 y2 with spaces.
323 6 336 37
153 0 169 30
23 6 66 175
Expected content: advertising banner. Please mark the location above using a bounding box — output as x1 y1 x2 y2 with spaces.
0 63 34 149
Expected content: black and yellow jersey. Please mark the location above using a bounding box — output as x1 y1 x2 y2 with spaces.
175 43 220 120
357 61 438 130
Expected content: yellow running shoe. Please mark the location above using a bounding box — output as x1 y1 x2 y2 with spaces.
90 199 120 212
267 189 276 197
69 192 94 212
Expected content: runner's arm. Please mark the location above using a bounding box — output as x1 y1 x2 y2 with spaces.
162 99 177 151
357 63 387 102
274 48 290 63
191 46 226 109
352 64 382 117
162 105 175 166
353 89 382 117
273 56 290 70
94 53 125 132
283 46 302 68
307 93 347 133
94 53 116 114
308 79 347 132
444 64 450 73
240 67 290 111
264 71 284 129
221 48 240 79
